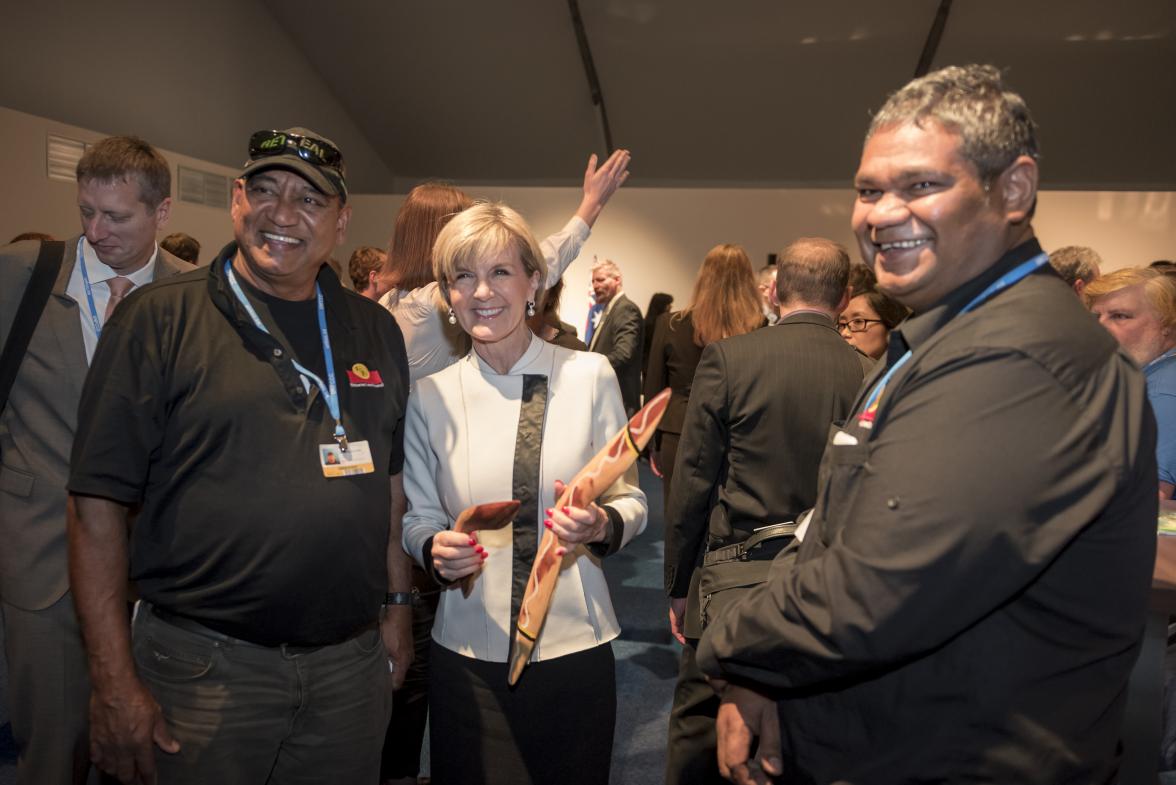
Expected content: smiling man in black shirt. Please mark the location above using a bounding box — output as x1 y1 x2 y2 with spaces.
67 128 412 784
698 66 1157 785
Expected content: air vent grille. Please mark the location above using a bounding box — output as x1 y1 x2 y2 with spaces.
47 134 87 182
178 166 230 209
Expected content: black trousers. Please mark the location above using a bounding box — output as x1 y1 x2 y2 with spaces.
665 640 726 785
381 580 440 779
429 641 616 785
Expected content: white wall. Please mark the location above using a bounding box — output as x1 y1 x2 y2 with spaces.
0 106 237 263
4 104 1174 332
0 0 395 193
349 185 1176 334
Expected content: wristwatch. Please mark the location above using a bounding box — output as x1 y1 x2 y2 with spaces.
383 592 413 607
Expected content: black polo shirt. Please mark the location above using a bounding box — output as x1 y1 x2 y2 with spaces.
69 243 409 646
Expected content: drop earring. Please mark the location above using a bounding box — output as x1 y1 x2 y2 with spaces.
448 308 457 325
526 300 536 317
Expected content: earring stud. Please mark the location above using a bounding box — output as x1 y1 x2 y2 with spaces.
447 308 457 325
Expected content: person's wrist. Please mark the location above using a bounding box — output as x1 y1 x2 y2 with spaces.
382 591 413 611
594 505 610 542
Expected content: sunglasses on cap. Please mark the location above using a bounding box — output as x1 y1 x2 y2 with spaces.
247 130 344 173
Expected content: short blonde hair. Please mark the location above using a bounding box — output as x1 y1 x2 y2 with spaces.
432 201 546 301
1085 267 1176 330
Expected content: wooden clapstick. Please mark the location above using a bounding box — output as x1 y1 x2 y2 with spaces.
507 388 671 685
453 500 520 598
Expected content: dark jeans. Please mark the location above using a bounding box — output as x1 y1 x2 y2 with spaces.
134 605 393 784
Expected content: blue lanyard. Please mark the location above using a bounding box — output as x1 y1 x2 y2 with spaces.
860 252 1050 418
77 238 108 339
224 259 349 451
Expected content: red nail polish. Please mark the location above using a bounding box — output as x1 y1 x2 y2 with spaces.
481 552 488 560
544 520 553 529
556 547 567 556
475 546 485 554
467 537 477 546
545 508 553 516
562 506 571 515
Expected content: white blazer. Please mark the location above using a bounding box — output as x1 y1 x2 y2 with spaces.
402 335 647 663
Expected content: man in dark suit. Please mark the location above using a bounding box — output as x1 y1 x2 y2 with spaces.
663 238 870 785
0 136 193 785
587 258 643 413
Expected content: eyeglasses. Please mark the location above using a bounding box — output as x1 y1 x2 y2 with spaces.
838 317 884 333
248 130 344 174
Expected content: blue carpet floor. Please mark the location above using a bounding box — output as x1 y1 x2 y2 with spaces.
0 463 675 784
607 462 678 782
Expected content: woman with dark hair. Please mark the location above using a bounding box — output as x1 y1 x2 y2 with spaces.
837 287 908 360
642 292 674 376
643 244 762 507
529 277 587 351
377 151 630 383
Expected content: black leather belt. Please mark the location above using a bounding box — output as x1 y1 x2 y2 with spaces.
702 521 798 567
146 604 374 655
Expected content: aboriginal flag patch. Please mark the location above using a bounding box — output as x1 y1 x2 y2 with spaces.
346 363 384 388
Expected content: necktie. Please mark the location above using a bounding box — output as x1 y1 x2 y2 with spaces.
104 276 133 322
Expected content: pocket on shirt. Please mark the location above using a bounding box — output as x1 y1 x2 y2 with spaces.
812 424 871 543
0 463 34 498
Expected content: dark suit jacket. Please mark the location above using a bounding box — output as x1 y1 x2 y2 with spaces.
643 311 704 436
0 237 193 609
589 292 643 413
663 312 871 624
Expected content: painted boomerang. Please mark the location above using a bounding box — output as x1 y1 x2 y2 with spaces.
507 388 671 685
453 500 521 598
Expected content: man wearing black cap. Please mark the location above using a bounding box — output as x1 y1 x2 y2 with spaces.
67 128 413 783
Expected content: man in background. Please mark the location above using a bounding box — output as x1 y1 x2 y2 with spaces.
663 238 870 785
588 258 643 413
160 232 201 265
0 136 192 785
349 245 389 301
1049 244 1102 297
756 264 778 324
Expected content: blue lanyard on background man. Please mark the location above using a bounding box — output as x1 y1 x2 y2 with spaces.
860 252 1050 419
76 237 109 339
224 259 350 451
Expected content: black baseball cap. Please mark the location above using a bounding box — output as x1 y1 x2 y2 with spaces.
241 127 348 201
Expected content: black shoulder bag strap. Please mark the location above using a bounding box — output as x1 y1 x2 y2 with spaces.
0 240 66 413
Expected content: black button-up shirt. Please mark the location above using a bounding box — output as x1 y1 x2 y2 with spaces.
698 240 1157 784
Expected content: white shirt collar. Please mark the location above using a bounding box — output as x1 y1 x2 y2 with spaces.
469 332 547 376
80 237 159 287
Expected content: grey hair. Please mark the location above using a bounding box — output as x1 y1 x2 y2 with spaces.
867 64 1039 184
591 258 622 281
1049 245 1103 287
